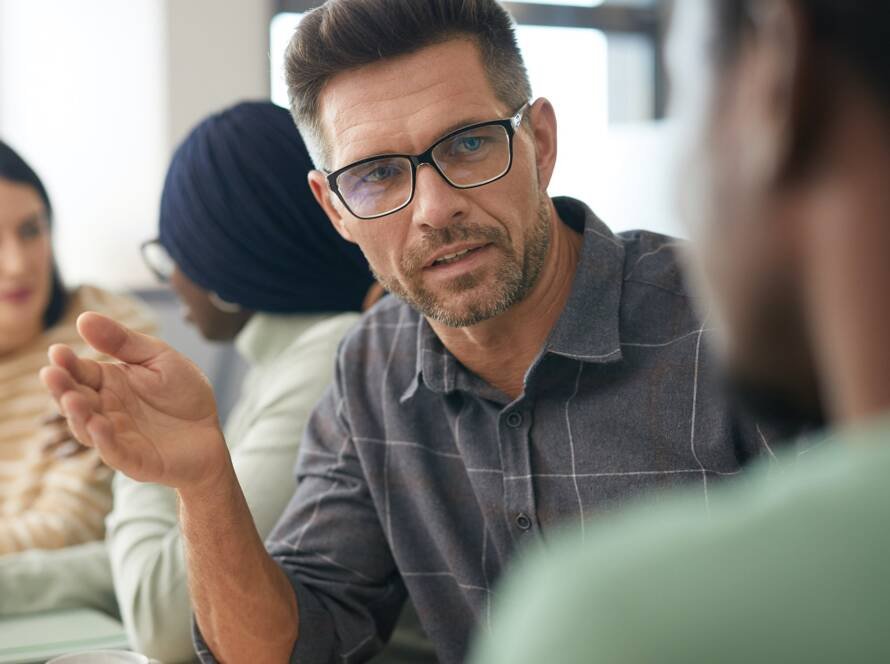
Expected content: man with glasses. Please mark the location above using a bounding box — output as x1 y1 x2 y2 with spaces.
41 1 774 662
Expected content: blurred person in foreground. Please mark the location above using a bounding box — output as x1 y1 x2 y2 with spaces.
0 141 152 583
471 1 890 662
109 101 430 663
39 1 778 662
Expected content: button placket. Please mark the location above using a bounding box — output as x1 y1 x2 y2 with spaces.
499 402 536 541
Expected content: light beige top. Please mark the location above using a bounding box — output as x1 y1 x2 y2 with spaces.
107 312 359 662
0 286 154 554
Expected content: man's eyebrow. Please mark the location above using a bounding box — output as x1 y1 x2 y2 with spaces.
345 117 491 165
436 117 488 139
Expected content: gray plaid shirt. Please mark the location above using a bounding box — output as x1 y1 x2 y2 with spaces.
196 197 769 663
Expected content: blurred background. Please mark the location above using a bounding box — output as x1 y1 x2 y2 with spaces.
0 0 673 414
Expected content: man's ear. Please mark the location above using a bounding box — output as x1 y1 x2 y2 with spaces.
527 97 558 193
308 170 355 243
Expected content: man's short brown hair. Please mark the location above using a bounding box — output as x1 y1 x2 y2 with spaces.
284 0 532 168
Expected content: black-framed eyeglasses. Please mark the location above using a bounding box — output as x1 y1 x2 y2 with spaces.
140 239 175 283
325 102 530 221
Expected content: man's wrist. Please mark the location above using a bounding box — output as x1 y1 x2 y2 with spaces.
177 436 237 506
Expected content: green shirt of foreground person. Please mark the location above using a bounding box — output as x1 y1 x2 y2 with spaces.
471 0 890 661
472 417 890 664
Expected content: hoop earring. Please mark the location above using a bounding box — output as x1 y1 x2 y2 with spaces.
209 292 242 313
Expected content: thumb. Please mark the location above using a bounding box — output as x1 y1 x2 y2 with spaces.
77 312 168 365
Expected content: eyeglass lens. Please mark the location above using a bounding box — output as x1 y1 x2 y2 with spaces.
336 123 511 219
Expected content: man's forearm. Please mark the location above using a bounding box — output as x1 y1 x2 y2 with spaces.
179 456 299 662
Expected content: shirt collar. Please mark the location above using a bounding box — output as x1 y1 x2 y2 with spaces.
401 196 625 402
543 196 624 363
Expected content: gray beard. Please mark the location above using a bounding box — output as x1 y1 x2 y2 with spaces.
374 196 552 328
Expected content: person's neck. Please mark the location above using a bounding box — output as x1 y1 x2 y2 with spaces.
429 200 583 401
801 103 890 428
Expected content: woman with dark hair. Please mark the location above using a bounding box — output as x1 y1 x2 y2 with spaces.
0 140 153 555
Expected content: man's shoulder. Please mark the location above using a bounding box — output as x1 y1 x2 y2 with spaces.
615 229 690 299
601 230 701 344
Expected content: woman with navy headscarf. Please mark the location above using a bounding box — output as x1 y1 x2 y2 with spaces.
103 101 418 662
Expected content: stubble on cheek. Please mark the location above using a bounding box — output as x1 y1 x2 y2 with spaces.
371 196 551 327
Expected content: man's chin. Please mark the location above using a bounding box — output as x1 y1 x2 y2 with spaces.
420 293 510 328
389 269 518 327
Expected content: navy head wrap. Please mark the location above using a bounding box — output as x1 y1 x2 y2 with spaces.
158 101 373 313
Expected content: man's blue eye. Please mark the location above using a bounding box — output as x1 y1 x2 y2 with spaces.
362 165 400 183
456 137 484 153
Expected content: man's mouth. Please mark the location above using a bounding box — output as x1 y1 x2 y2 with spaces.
433 247 478 266
424 243 491 269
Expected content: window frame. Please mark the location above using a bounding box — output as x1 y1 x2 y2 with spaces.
274 0 669 118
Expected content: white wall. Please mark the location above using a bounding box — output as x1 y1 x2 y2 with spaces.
271 12 681 240
166 0 273 150
1 0 677 296
0 0 274 291
0 0 168 289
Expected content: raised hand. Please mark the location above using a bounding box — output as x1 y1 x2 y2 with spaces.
40 312 229 491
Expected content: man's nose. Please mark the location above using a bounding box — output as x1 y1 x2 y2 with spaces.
409 164 469 231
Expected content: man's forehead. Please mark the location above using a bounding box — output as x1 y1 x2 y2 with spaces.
317 39 508 169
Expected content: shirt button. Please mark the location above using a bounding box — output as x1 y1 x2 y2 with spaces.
515 513 532 531
505 411 523 428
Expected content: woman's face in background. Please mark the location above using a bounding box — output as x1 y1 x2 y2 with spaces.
169 266 252 342
0 178 53 355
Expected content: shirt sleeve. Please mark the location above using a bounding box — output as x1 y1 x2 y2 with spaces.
0 540 116 617
104 475 195 663
194 356 406 664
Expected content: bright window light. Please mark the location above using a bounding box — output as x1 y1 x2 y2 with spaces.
268 10 679 237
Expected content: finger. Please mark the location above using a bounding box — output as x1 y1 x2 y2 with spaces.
77 312 169 365
60 391 98 448
48 344 103 391
40 366 101 413
40 364 73 403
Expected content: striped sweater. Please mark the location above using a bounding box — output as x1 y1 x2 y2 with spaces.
0 286 154 554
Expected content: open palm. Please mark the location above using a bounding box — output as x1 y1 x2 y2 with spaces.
42 312 228 490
